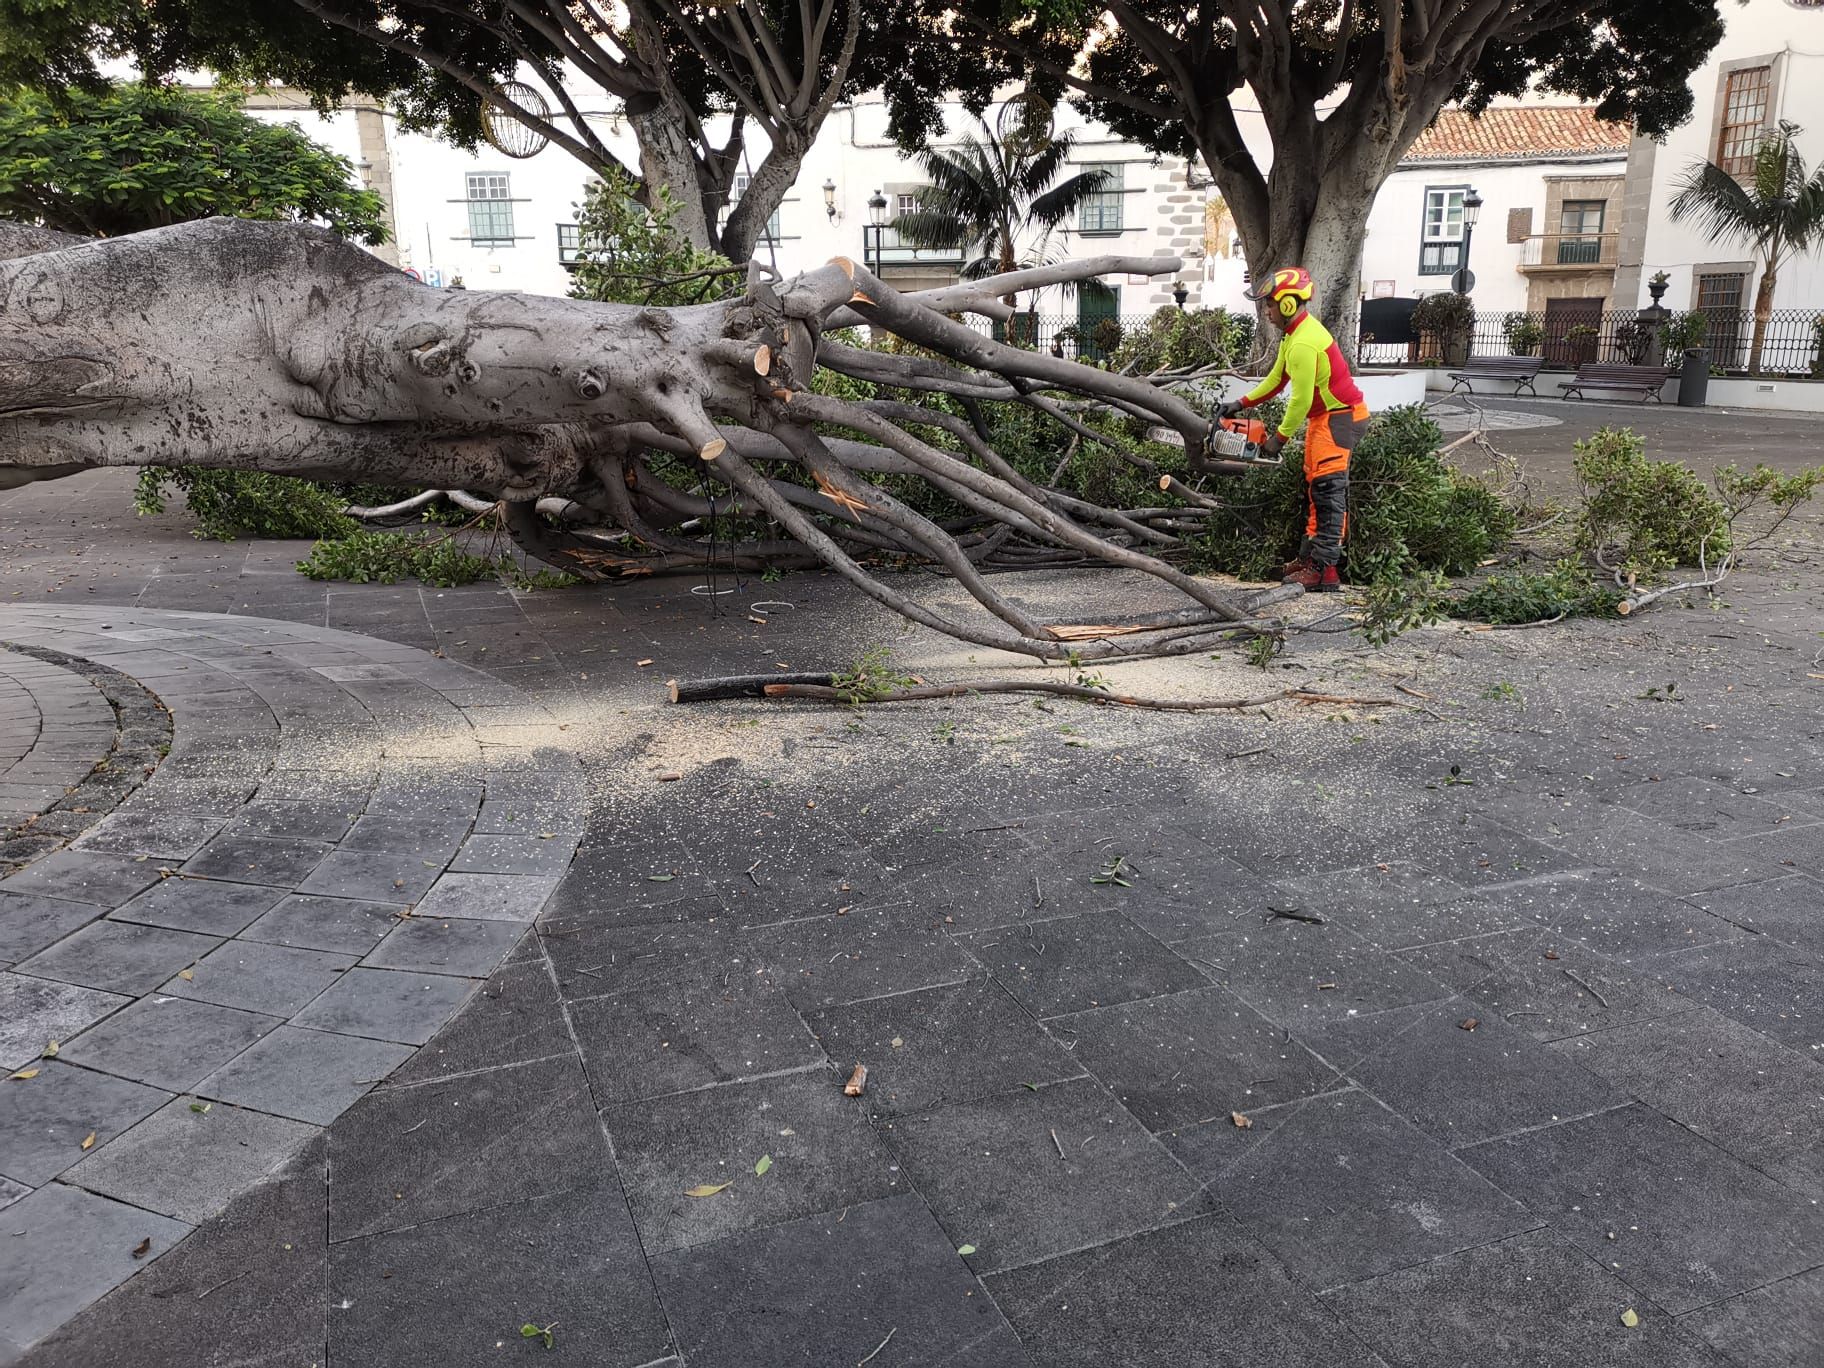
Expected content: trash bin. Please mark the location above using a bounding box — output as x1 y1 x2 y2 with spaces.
1677 347 1709 408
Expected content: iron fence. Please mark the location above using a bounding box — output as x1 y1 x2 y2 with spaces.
1362 308 1824 376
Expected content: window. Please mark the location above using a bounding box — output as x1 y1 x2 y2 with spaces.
1717 67 1771 175
465 172 515 246
1077 162 1124 234
895 192 919 218
1419 187 1466 275
1696 270 1748 367
732 173 782 241
1556 200 1606 264
557 223 582 266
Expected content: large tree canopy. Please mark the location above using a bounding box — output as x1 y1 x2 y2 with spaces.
0 81 389 240
0 0 999 261
964 0 1728 340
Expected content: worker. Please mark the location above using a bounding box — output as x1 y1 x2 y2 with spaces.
1208 267 1369 592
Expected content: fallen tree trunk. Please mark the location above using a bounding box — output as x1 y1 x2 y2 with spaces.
1 218 1278 659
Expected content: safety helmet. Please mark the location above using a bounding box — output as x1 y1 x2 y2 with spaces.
1250 266 1314 319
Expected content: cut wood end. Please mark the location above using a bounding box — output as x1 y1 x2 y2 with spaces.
831 256 856 279
771 387 794 402
1049 623 1150 640
753 344 772 375
849 290 876 306
698 437 727 462
667 679 681 703
843 1063 868 1096
1158 475 1172 491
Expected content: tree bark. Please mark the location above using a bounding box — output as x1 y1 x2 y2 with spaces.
1 220 1278 660
1749 260 1776 376
629 98 717 253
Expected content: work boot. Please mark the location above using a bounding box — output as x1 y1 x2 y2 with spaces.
1280 555 1312 579
1283 562 1342 593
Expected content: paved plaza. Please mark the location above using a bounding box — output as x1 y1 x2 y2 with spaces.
0 399 1820 1366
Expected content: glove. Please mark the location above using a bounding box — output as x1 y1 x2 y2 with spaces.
1261 431 1287 460
1216 399 1242 420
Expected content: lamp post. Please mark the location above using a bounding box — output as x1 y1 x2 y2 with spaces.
822 179 837 222
1456 188 1483 296
865 189 888 278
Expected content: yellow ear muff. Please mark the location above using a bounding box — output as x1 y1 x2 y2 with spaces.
1278 295 1299 319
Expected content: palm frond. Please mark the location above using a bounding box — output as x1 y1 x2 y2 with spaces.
890 208 974 253
1668 160 1763 248
1016 131 1078 198
1029 170 1113 231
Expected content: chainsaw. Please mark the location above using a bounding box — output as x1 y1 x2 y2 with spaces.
1191 414 1282 476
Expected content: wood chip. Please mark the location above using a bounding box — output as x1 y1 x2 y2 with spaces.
637 658 654 667
1458 1017 1480 1031
656 772 683 783
1230 1111 1253 1129
843 1063 868 1097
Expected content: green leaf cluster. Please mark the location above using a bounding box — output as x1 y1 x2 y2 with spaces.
133 467 366 542
1109 306 1254 374
296 530 499 587
0 82 389 241
566 167 737 307
1571 427 1730 576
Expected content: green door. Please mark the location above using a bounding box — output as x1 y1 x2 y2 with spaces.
1078 286 1121 360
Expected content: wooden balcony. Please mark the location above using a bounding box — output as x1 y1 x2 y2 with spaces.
1518 232 1620 273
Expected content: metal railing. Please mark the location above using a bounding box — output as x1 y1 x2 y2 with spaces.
1361 308 1824 376
1517 233 1621 270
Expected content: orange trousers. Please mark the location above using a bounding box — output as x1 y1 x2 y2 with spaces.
1301 402 1369 566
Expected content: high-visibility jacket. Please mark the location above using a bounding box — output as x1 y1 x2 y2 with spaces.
1239 313 1365 440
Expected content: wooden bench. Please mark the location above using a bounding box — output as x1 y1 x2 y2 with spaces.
1447 355 1545 397
1560 362 1672 402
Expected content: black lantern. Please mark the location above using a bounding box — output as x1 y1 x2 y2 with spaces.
822 179 837 221
1455 188 1483 295
1172 280 1189 310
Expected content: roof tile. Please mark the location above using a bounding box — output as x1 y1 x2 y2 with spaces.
1402 107 1631 164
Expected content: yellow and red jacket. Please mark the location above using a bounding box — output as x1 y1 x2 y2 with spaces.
1239 313 1365 439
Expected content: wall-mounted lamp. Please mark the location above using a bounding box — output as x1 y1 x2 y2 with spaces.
1172 280 1189 310
823 178 837 221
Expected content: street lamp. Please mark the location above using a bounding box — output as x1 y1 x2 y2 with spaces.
1172 279 1189 310
822 178 837 221
1457 188 1483 295
865 189 888 277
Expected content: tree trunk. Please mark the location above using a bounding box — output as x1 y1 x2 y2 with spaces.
1 220 1278 660
629 99 715 252
721 138 805 266
1749 261 1776 376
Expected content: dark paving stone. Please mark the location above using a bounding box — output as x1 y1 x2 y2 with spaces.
164 939 355 1016
364 779 484 819
0 1182 193 1363
1299 999 1622 1147
181 833 333 888
328 1053 607 1241
1056 985 1338 1131
224 796 359 843
880 1075 1208 1273
296 849 442 903
1678 1265 1824 1368
540 917 738 1000
14 919 219 995
1110 851 1282 945
328 1187 673 1368
744 904 979 1011
1419 814 1586 888
571 977 820 1105
1463 937 1695 1042
1656 938 1824 1051
448 832 575 876
956 912 1204 1019
1180 919 1453 1027
290 967 475 1045
0 1061 170 1186
1553 812 1786 896
651 1194 1029 1368
361 913 521 977
1617 775 1808 840
195 1024 412 1124
414 871 560 922
1177 1088 1535 1289
1688 873 1824 953
605 1071 900 1256
239 892 403 954
1321 1227 1724 1368
1269 861 1538 951
58 995 282 1093
985 1213 1383 1368
0 892 97 963
21 1135 328 1368
64 1094 315 1224
1460 1103 1824 1313
1391 928 1543 992
387 960 572 1086
0 973 127 1071
1541 870 1748 961
73 812 227 860
339 815 472 858
0 851 161 908
1548 1007 1824 1168
107 877 288 937
806 977 1083 1117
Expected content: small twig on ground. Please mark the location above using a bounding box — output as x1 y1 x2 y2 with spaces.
741 680 1395 714
1562 968 1611 1009
1050 1127 1066 1160
196 1270 253 1300
1265 906 1326 925
858 1328 898 1367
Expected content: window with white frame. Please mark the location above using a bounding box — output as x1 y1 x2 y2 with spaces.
1077 162 1124 234
1419 186 1466 275
732 173 782 241
465 172 515 246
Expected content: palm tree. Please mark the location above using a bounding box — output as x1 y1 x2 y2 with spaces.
1670 121 1824 375
889 118 1113 314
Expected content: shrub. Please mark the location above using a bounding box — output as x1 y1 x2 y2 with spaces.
1502 314 1545 356
1188 405 1516 583
1110 306 1254 373
1457 559 1619 623
297 530 499 587
1411 292 1474 334
134 467 365 542
567 168 737 307
1571 427 1729 576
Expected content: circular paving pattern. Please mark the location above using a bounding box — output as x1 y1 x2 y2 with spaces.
1429 403 1564 434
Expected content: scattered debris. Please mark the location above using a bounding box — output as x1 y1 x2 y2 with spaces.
1563 968 1612 1010
1458 1018 1480 1031
1231 1112 1253 1130
683 1182 731 1198
1620 1308 1640 1328
857 1327 898 1367
521 1320 559 1349
1265 906 1325 925
755 1154 773 1176
844 1064 868 1096
130 1237 152 1259
1050 1127 1066 1160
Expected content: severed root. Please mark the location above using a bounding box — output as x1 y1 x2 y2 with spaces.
669 675 1395 713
